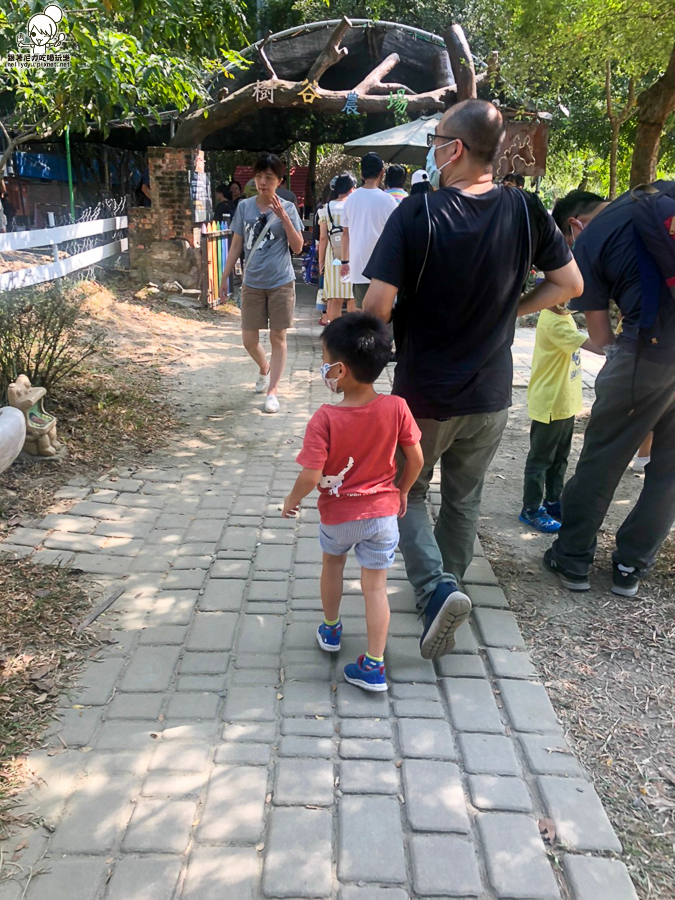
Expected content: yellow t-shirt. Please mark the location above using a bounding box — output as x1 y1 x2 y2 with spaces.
527 310 588 423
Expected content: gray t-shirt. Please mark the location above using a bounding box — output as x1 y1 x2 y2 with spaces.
231 197 303 290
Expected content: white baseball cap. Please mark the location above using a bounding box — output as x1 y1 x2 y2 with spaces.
411 169 429 186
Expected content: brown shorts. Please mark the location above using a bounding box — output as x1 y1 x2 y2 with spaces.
241 281 296 331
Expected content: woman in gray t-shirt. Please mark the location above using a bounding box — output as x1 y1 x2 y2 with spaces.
221 153 304 414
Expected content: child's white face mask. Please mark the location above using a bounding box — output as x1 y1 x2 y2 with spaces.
320 361 341 393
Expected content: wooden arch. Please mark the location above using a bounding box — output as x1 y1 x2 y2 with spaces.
170 19 481 149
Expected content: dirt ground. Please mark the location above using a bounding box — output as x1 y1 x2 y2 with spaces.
479 389 675 899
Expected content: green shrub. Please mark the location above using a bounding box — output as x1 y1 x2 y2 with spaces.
0 284 105 400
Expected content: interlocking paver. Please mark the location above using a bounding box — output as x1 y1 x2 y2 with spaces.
71 657 124 705
215 742 271 765
183 846 259 900
198 765 267 842
402 759 470 832
410 834 482 896
398 718 456 760
340 738 395 760
187 611 237 650
472 608 526 648
563 856 638 900
274 758 334 805
338 796 406 883
478 813 560 899
50 779 132 853
23 858 107 900
281 680 333 716
106 856 183 900
498 678 563 734
121 646 180 692
238 614 284 653
122 797 195 852
442 678 505 733
519 734 585 776
469 774 533 811
538 776 622 851
279 736 333 757
458 733 521 775
223 686 277 721
340 760 399 794
263 807 332 898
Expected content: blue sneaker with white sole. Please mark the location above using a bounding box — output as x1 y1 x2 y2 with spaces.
343 655 388 692
543 499 562 522
316 620 342 652
419 582 472 660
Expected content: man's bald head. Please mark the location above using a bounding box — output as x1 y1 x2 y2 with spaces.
440 100 505 169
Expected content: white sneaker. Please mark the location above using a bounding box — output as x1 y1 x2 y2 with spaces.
255 370 270 393
632 455 650 472
264 394 280 414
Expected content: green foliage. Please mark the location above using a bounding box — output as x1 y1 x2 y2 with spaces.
0 284 105 397
0 0 248 149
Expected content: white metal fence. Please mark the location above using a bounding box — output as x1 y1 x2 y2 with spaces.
0 213 128 292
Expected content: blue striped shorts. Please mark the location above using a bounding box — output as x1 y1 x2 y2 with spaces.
319 515 399 570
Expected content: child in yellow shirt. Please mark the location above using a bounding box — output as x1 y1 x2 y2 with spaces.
520 305 603 533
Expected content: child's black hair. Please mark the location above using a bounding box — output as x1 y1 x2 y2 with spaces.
322 312 391 384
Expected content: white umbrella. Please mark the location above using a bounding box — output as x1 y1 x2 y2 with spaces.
343 114 441 166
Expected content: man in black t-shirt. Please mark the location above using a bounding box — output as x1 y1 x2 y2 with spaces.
364 99 581 660
545 183 675 598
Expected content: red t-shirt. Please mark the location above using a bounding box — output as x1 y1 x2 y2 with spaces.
296 394 421 525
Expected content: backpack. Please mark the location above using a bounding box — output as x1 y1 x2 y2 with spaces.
326 202 344 261
631 182 675 345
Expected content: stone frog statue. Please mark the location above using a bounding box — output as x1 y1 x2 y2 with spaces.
7 374 62 457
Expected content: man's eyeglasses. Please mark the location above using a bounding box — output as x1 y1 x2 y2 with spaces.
426 133 471 151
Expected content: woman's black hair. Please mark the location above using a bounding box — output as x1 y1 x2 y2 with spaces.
410 181 431 196
228 180 242 190
333 172 357 196
322 313 392 384
216 183 229 197
253 153 285 179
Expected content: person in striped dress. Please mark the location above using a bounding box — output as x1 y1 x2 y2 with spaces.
318 173 357 323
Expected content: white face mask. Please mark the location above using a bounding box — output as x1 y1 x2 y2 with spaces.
320 361 341 393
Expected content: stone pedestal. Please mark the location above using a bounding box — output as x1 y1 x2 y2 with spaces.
128 147 204 290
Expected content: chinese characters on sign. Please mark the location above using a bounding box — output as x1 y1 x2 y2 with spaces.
298 80 320 104
253 81 275 104
342 92 360 116
8 51 70 69
387 89 409 115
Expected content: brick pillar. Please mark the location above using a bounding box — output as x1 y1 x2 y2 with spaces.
147 147 204 246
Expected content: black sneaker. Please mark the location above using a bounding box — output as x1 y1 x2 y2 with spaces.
543 547 590 591
543 499 562 522
612 563 641 597
419 582 472 660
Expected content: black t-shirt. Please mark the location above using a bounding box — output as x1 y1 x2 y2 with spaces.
364 185 572 419
570 180 675 362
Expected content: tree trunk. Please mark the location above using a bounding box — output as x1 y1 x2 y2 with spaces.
609 122 620 200
630 41 675 186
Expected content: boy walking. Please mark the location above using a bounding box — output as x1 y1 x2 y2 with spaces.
282 314 423 691
520 305 603 533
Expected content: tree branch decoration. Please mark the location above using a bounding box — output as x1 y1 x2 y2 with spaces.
171 19 480 148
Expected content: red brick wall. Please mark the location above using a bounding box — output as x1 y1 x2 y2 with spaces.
147 147 203 245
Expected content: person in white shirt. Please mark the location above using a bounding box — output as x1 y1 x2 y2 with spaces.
340 153 397 308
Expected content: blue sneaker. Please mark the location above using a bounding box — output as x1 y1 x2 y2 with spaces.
519 506 561 534
343 655 388 692
543 500 562 522
316 620 342 652
420 582 472 660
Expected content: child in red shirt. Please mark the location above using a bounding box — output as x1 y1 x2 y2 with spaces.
283 314 423 691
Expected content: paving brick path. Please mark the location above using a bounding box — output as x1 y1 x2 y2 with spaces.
0 299 637 900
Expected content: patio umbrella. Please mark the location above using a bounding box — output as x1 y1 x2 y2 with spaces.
343 114 441 166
